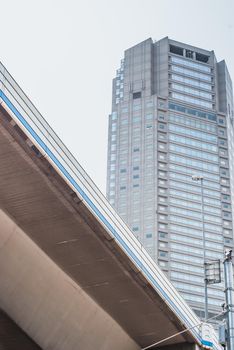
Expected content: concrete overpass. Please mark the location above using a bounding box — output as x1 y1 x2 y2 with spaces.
0 62 222 350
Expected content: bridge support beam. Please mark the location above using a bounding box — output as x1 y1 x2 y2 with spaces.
157 343 200 350
157 343 199 350
0 209 139 350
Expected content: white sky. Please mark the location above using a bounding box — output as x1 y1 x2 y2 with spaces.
0 0 234 194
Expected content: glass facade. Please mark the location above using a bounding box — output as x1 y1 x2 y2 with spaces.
171 83 213 100
107 37 234 322
171 65 212 81
171 74 212 90
171 92 213 109
170 55 212 73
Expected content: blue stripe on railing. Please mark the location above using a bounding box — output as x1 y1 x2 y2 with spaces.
0 89 204 345
202 339 213 348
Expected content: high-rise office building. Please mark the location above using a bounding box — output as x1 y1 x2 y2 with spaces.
106 37 234 320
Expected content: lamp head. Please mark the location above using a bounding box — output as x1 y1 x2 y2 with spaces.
192 175 204 181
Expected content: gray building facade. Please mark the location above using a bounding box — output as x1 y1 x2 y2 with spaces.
106 37 234 320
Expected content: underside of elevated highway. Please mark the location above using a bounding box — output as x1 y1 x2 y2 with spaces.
0 103 198 350
0 310 196 350
0 309 42 350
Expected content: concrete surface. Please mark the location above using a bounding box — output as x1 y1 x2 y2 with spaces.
0 104 196 349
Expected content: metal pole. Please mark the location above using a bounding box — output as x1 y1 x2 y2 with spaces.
224 249 234 350
201 178 208 321
192 175 208 321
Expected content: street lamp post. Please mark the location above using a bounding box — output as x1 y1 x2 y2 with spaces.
192 175 208 320
223 249 234 350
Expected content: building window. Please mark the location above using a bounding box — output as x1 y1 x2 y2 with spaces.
218 129 225 136
171 83 212 100
159 242 167 249
171 92 213 109
171 65 212 82
171 55 211 72
133 104 141 111
158 113 165 120
159 231 167 238
169 103 216 121
218 118 225 125
196 52 209 63
171 74 212 90
219 139 226 146
159 250 168 258
145 114 153 120
158 98 166 109
158 123 165 130
159 223 166 229
133 116 141 123
170 45 183 56
133 91 141 99
159 171 167 177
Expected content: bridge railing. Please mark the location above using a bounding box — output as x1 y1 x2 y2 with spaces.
0 62 221 350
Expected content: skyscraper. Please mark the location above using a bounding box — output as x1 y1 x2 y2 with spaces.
106 37 234 320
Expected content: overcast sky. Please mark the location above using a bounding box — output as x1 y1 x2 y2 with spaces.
1 0 234 194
